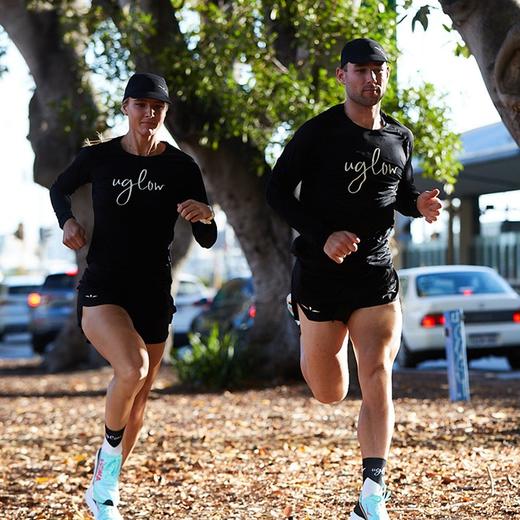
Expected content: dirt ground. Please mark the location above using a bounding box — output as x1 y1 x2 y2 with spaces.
0 359 519 519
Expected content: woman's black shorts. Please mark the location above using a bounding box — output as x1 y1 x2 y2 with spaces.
77 266 176 344
291 259 399 324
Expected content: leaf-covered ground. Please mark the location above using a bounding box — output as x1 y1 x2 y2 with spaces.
0 359 519 519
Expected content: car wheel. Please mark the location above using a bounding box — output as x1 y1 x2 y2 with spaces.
32 333 51 354
507 351 520 370
397 338 420 368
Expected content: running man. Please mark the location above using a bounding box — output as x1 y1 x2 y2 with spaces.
50 73 217 519
266 38 441 519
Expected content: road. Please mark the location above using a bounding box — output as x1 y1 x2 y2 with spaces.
1 333 518 380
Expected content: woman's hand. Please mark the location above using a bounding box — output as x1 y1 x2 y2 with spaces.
63 218 87 250
417 189 442 223
177 200 213 223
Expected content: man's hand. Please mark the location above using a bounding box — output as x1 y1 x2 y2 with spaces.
323 231 360 264
177 200 213 223
417 189 442 223
63 218 87 250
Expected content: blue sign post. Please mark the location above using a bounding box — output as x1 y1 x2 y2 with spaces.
444 309 470 402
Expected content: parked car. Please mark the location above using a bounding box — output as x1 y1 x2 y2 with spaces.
172 274 214 345
189 277 255 338
0 275 44 339
27 270 77 354
398 265 520 369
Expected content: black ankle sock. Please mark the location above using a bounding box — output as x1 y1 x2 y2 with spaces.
362 457 386 486
105 425 125 448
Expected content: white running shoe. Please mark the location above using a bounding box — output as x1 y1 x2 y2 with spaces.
85 449 123 520
85 483 123 519
356 480 391 520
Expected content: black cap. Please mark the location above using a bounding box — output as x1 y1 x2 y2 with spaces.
123 73 171 104
340 38 388 68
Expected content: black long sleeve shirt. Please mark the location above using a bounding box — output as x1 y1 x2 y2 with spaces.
50 137 217 274
266 104 422 273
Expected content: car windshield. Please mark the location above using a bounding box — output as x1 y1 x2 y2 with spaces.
212 279 252 307
43 273 76 290
416 271 509 297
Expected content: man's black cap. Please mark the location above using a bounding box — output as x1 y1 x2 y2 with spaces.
123 72 171 104
340 38 388 68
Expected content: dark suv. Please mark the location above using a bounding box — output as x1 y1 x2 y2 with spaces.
27 271 77 354
190 277 255 338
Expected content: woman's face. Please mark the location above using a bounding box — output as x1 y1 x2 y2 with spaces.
123 97 168 137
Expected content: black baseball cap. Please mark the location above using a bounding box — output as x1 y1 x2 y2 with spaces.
123 72 171 104
340 38 388 68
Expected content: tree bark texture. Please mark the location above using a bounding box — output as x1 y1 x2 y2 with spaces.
119 0 302 377
439 0 520 144
1 1 102 371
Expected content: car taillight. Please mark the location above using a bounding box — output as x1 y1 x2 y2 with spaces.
27 292 42 308
421 313 445 328
248 304 256 319
513 311 520 323
66 270 78 277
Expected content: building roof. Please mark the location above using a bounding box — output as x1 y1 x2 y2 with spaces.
414 121 520 197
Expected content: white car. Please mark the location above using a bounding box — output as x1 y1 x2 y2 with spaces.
172 274 213 344
0 274 44 340
398 265 520 369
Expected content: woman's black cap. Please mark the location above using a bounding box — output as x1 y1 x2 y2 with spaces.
340 38 388 68
123 73 171 104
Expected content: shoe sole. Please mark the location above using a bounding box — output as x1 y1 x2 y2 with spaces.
85 450 100 518
85 483 99 518
350 512 366 520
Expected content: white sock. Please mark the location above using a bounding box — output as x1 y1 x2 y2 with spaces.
101 438 123 456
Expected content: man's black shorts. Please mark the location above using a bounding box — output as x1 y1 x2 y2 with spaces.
291 259 399 324
77 266 176 344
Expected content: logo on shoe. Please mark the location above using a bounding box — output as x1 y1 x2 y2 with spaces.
95 459 105 481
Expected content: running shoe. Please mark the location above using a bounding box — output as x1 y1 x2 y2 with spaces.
85 449 123 519
350 510 365 520
354 482 391 520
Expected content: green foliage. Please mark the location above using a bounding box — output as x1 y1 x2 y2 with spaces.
172 325 244 390
454 41 471 58
175 0 401 155
387 83 462 185
25 0 461 186
411 4 433 31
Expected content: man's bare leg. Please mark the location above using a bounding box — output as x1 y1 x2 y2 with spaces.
298 305 350 403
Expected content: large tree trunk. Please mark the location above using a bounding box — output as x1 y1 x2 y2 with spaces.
118 0 301 377
0 1 102 371
439 0 520 144
179 138 301 378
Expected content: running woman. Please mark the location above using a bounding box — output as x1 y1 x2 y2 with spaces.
50 73 217 520
266 38 442 519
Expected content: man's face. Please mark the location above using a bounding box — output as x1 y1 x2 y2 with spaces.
336 61 390 107
123 97 168 137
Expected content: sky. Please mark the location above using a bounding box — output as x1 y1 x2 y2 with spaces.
0 1 510 255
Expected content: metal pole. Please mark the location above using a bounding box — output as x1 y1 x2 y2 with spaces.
444 309 470 401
